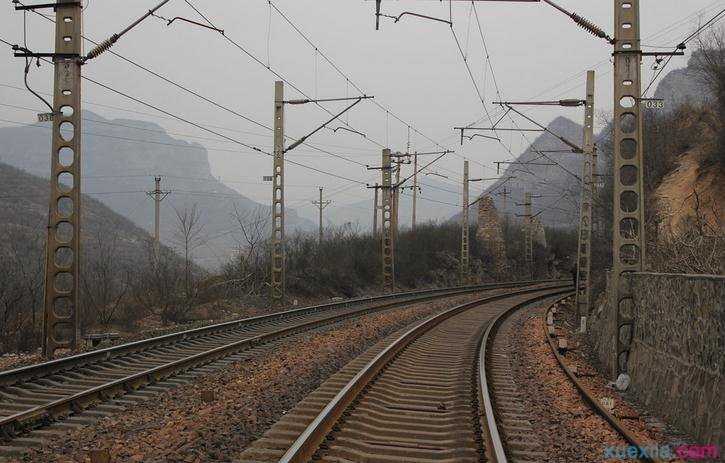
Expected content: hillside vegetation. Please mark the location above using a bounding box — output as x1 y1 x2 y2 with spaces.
590 31 725 298
0 162 197 353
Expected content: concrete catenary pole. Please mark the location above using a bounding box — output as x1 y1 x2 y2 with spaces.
575 70 596 332
372 182 379 237
461 160 470 284
42 0 83 358
524 192 533 280
612 0 645 376
381 149 395 292
392 158 401 242
411 152 418 232
271 81 286 302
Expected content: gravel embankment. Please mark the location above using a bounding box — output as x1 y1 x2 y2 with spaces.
511 299 687 463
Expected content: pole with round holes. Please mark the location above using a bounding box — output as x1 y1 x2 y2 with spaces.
612 0 645 377
575 71 596 333
42 0 83 358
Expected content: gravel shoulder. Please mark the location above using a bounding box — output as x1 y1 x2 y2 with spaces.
509 298 690 462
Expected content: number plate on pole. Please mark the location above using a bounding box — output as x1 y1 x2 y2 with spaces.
643 99 664 109
38 112 55 122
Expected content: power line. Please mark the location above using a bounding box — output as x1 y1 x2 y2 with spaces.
7 10 377 169
643 7 725 97
264 0 455 156
1 35 379 192
180 0 384 150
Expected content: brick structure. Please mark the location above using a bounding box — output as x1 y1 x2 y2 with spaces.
476 195 506 274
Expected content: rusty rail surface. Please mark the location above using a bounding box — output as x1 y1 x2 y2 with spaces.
0 280 563 444
276 284 572 462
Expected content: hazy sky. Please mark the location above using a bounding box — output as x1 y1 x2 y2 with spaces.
1 0 722 218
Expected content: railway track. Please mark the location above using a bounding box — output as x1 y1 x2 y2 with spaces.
239 283 572 462
541 299 662 463
0 280 556 458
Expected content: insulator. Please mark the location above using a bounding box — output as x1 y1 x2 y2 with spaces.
85 34 118 61
571 13 613 43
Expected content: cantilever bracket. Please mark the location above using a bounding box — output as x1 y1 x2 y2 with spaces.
284 97 370 154
13 1 81 10
166 16 224 34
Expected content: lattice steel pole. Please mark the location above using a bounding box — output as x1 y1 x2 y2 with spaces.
42 0 83 358
271 81 285 301
612 0 645 375
381 149 394 292
461 160 470 285
576 70 596 332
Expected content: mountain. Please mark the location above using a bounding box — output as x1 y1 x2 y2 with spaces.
0 160 157 269
0 111 314 268
654 51 714 111
453 116 593 229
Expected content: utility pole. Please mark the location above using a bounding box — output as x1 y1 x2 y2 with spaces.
38 0 83 358
312 187 331 244
381 149 394 292
461 161 470 285
575 71 596 333
271 81 285 302
372 182 379 237
612 0 645 376
146 176 170 261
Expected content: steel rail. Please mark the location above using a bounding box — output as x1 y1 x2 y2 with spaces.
478 290 574 463
0 280 560 439
0 279 562 389
278 283 572 462
543 299 663 463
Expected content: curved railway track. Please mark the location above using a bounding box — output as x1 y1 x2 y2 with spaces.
0 280 557 458
541 299 662 463
239 283 572 463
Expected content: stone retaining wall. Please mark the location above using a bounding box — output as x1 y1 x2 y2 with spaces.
590 273 724 446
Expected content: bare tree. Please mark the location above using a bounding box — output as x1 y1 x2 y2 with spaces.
80 227 129 328
692 26 725 169
129 240 185 325
172 204 206 300
228 204 269 295
0 225 44 353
